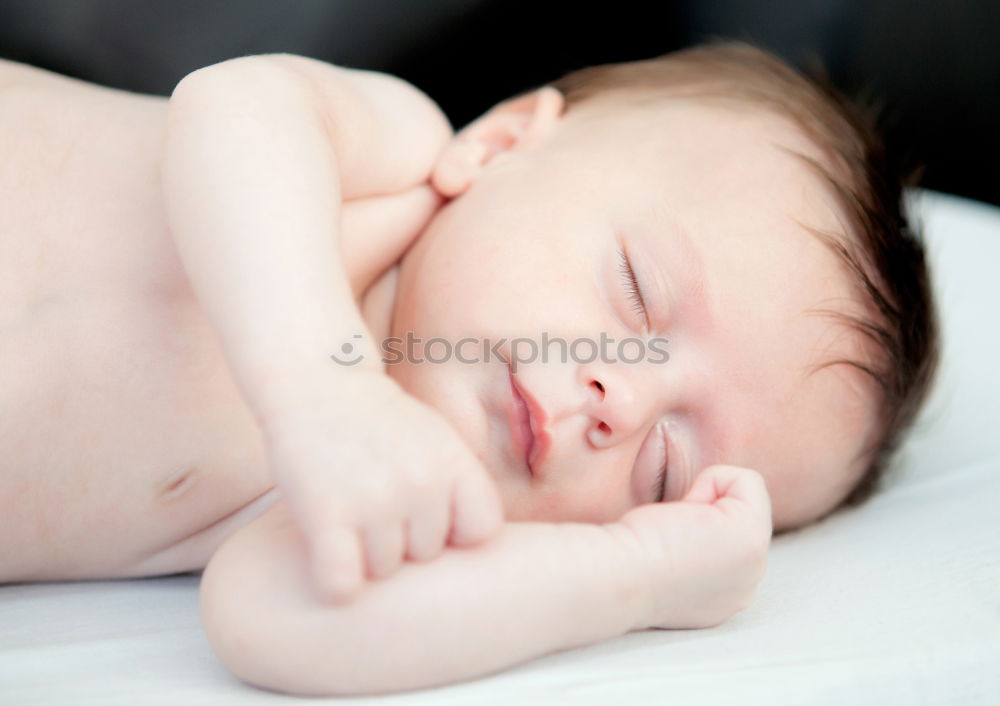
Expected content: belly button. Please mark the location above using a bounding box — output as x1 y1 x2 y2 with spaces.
157 465 198 502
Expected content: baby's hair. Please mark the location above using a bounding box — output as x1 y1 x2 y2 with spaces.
545 39 939 524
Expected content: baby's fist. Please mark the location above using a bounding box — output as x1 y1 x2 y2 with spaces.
617 465 772 630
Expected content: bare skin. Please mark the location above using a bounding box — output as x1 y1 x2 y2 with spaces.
0 59 406 582
0 55 772 695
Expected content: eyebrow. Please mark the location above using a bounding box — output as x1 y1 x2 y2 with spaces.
641 202 714 337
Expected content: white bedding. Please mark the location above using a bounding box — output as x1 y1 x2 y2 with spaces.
2 189 998 705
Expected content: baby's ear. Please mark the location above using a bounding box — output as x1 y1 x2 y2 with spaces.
431 86 564 198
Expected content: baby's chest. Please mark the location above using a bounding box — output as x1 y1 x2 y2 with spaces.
0 67 187 322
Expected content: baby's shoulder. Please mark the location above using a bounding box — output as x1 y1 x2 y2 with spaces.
242 54 454 199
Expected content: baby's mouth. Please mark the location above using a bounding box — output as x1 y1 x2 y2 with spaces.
504 365 552 477
505 366 536 476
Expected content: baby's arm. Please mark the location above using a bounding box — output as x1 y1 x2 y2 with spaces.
162 54 450 411
201 467 769 696
201 504 648 696
163 56 504 601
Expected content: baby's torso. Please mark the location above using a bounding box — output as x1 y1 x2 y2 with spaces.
0 60 399 582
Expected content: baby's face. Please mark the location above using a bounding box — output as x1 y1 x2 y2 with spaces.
387 94 877 531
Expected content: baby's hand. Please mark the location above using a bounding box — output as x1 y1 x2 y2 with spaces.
261 371 504 604
615 465 773 630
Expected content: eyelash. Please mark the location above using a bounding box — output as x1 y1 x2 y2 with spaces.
617 249 668 501
617 247 648 325
652 467 668 503
650 423 670 503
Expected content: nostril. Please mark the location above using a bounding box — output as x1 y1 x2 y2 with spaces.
591 380 605 395
597 421 611 434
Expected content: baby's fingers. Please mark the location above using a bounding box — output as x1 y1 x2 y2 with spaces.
684 465 772 528
361 522 407 581
406 492 452 562
307 525 365 604
448 469 504 547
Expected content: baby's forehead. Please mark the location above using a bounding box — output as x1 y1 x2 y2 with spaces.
723 265 878 529
687 259 877 531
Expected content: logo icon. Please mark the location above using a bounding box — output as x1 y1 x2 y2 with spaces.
329 334 365 366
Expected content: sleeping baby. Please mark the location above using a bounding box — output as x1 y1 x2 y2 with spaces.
0 40 937 695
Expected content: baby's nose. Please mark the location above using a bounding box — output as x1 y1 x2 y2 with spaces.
583 373 649 448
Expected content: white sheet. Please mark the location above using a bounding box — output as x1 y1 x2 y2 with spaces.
2 189 998 705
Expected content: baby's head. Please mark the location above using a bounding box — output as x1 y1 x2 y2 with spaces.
387 40 938 533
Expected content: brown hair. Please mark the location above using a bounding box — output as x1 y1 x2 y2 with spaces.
547 39 940 523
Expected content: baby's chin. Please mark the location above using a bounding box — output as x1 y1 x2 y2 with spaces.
385 358 493 446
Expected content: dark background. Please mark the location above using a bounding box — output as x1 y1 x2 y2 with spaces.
1 0 998 206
